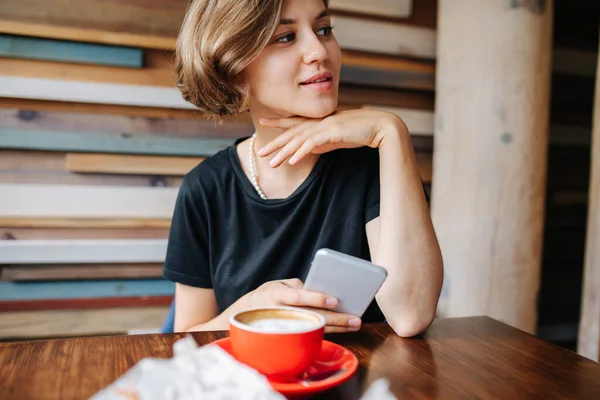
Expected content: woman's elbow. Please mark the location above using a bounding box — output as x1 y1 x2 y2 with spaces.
387 310 436 338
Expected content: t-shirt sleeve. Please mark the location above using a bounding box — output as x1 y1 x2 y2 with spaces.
162 178 212 288
364 149 381 223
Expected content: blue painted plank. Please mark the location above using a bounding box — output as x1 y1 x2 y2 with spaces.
0 128 235 157
0 34 143 68
0 279 175 301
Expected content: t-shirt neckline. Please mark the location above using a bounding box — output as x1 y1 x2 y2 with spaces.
228 137 329 205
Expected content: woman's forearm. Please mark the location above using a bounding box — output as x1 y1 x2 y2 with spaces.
374 117 444 337
185 294 252 332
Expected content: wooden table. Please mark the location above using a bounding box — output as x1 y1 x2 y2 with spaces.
1 316 600 399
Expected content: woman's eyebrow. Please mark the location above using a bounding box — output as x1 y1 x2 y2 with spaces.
280 10 329 25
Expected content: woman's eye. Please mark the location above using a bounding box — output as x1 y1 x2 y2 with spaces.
275 25 334 44
317 25 334 36
276 33 296 44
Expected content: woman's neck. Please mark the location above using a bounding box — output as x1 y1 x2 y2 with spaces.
235 111 321 199
247 111 320 178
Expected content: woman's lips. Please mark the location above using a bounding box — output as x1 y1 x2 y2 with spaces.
300 77 333 93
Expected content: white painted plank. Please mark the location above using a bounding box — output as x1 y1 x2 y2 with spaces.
0 75 196 109
329 0 412 18
332 15 436 59
0 239 167 264
0 184 178 218
364 105 434 136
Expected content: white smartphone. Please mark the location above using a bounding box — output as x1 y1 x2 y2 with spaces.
303 248 388 317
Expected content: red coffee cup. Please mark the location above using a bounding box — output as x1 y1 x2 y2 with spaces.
229 306 326 378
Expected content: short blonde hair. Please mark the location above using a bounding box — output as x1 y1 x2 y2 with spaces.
175 0 328 118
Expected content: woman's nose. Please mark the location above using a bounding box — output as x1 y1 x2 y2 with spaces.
301 34 328 64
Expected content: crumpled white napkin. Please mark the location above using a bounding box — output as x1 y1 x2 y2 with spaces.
90 336 396 400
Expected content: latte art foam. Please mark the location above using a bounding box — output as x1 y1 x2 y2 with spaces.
246 318 318 332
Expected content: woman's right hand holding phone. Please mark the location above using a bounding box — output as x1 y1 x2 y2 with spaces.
246 278 362 333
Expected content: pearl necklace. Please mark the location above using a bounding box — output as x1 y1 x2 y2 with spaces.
248 133 267 199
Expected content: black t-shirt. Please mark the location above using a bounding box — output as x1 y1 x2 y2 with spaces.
162 138 385 323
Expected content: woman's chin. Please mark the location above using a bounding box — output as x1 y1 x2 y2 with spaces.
296 102 338 119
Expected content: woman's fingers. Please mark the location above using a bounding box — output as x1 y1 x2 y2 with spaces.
288 131 334 165
257 119 317 157
279 278 304 289
257 129 296 158
325 326 360 333
265 280 362 333
274 284 338 309
268 135 308 167
306 308 362 332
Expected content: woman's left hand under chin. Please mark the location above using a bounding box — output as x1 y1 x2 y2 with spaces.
257 108 409 168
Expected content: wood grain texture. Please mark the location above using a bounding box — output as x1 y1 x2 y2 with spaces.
0 1 431 53
339 85 434 110
0 33 143 68
0 263 164 281
0 150 183 187
0 97 229 120
0 218 171 229
0 128 233 156
431 0 553 333
0 184 178 219
0 46 439 91
0 50 176 87
332 15 436 59
0 0 185 38
0 74 434 111
0 86 434 117
328 0 412 18
0 296 172 312
342 50 435 73
0 19 176 50
66 153 204 176
578 32 600 362
0 239 167 264
341 50 435 90
0 306 169 339
0 107 252 139
2 317 600 399
330 0 436 28
0 227 168 240
364 105 433 135
0 76 194 109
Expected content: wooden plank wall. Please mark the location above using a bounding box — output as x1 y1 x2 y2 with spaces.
0 0 436 340
0 0 595 346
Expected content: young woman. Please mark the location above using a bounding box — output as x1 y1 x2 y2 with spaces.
163 0 443 337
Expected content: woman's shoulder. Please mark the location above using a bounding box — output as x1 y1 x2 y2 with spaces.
179 144 235 196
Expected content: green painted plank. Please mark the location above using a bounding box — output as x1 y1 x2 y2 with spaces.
0 34 143 68
0 128 235 157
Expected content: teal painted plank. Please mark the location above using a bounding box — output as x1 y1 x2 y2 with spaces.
0 128 235 157
0 279 174 301
0 34 143 68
